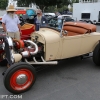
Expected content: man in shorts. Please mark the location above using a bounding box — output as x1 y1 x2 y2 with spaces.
2 5 21 40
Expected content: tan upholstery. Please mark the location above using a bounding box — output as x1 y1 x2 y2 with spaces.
63 22 96 36
63 26 88 34
64 22 96 34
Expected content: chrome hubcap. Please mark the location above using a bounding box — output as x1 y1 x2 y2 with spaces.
16 74 27 85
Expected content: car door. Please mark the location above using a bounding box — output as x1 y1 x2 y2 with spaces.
80 33 100 54
61 34 82 59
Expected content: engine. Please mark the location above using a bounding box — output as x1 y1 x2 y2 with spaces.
0 34 44 65
0 34 58 66
13 39 44 58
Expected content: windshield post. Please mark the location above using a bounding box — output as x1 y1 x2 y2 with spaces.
60 18 64 37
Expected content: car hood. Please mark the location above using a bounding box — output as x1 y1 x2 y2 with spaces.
31 27 61 44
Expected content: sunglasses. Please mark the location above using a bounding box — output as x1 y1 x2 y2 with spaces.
37 13 40 14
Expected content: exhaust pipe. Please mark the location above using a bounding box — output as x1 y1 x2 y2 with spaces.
21 40 38 57
25 58 58 65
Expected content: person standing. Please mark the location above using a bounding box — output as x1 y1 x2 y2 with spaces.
2 5 21 40
34 9 48 31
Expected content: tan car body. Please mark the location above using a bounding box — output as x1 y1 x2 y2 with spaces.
31 22 100 61
3 22 100 94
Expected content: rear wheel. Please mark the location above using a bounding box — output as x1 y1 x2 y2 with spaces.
88 21 91 24
4 62 36 94
93 44 100 66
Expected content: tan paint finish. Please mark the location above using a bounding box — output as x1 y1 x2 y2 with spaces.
61 35 82 59
13 54 22 62
31 28 100 61
80 32 100 54
31 28 61 61
31 32 45 44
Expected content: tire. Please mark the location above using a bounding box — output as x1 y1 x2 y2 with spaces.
93 21 96 25
88 21 93 24
93 44 100 66
3 62 36 94
88 21 91 24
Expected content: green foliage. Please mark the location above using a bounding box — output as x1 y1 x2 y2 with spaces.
17 0 30 7
17 0 78 12
0 0 8 9
44 5 68 13
71 0 79 3
17 0 71 9
69 7 73 12
57 5 68 12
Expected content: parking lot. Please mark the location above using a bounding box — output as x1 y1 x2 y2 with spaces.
0 25 100 100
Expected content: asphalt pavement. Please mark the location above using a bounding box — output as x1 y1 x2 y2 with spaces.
0 25 100 100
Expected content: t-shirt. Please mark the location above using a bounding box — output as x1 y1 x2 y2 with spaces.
2 14 20 32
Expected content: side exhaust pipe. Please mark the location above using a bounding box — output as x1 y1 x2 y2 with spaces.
25 56 58 65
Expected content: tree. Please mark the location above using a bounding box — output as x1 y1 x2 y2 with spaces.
17 0 71 10
0 0 8 9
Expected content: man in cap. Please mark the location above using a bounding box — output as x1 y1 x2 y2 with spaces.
2 5 21 40
34 9 48 31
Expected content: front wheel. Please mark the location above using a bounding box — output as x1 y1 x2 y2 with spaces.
3 62 36 94
93 44 100 66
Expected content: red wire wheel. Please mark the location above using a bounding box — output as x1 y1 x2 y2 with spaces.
4 62 36 94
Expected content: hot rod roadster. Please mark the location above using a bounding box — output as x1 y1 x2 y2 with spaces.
0 20 100 94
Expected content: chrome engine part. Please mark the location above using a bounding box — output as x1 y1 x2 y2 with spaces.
21 40 39 57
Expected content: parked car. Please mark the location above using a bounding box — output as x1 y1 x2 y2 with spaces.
43 13 55 17
59 14 73 18
1 20 100 94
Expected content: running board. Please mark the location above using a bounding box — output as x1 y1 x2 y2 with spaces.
25 56 58 65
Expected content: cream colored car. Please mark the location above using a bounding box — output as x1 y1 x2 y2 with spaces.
31 22 99 64
3 21 100 94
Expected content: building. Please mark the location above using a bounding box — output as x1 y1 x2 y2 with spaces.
73 0 100 24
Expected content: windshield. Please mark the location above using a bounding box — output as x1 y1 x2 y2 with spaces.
48 16 75 30
48 17 63 30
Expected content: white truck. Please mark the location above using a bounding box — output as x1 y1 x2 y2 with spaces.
73 0 100 24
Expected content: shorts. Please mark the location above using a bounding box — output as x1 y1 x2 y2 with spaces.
6 31 20 40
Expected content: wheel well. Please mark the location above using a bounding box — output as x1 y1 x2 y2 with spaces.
93 41 100 51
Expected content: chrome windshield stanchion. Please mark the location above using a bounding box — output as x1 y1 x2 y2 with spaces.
59 17 65 37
